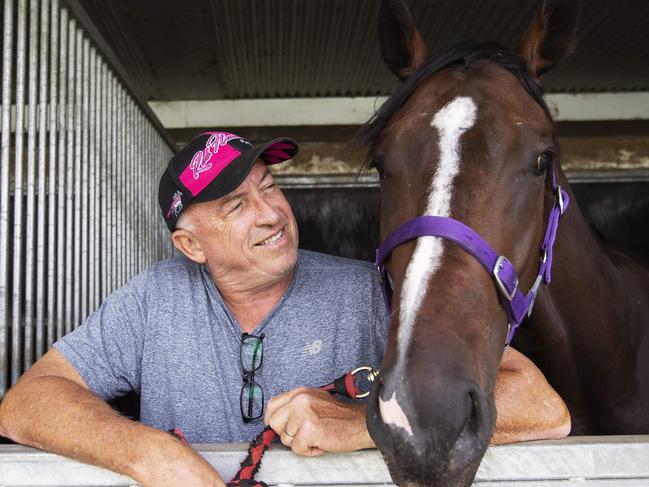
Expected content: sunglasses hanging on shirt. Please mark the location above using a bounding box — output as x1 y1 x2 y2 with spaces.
240 332 265 422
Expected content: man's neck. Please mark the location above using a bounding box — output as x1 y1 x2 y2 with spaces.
212 269 294 334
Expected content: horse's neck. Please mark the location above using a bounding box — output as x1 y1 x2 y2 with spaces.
519 183 649 433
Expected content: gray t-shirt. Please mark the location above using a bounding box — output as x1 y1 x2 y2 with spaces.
54 250 388 442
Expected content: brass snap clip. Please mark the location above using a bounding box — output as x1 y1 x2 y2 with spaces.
351 366 379 398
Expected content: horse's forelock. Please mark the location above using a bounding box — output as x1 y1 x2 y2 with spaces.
350 41 552 155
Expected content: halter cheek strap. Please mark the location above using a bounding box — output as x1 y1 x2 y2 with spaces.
375 164 569 346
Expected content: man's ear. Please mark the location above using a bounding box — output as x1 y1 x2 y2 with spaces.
172 229 206 264
518 0 579 79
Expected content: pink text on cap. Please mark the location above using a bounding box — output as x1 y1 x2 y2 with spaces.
179 132 241 197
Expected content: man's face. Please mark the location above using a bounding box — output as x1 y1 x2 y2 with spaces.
181 161 298 287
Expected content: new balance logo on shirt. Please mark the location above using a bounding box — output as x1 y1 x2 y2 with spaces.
302 339 323 356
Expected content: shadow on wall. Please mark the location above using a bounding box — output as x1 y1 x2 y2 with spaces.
285 188 380 262
286 182 649 265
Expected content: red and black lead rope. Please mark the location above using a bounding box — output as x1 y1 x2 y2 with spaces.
168 367 377 487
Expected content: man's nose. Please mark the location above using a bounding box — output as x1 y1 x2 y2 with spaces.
253 194 282 226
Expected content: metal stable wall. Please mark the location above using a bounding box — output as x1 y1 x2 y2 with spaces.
0 0 175 396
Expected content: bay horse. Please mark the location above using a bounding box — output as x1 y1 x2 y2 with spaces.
353 0 649 485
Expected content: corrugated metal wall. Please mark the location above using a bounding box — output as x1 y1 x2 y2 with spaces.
0 0 174 396
79 0 649 101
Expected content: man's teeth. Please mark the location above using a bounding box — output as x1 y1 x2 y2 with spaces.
259 230 283 246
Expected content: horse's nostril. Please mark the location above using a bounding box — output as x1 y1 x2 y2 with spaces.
468 389 484 429
460 387 486 440
448 384 492 464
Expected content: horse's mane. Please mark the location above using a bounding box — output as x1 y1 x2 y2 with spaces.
352 41 552 151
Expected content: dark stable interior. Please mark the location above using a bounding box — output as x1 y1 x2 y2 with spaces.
1 180 646 433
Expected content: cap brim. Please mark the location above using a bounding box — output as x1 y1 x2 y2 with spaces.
193 137 298 205
256 137 299 165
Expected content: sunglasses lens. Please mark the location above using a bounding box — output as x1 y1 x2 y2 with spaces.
241 381 264 420
241 335 263 371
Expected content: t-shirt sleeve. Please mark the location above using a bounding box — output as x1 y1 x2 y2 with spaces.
53 284 144 401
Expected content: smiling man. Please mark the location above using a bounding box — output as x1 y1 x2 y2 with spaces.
0 131 570 486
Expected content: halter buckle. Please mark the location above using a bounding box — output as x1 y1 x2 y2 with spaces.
493 255 518 301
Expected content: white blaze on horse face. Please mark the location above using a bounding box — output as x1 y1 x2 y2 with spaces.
379 391 414 436
397 96 477 360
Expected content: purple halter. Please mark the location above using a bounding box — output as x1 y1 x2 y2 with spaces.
375 164 569 346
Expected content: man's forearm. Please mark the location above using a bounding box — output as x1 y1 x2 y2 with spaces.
0 376 223 486
491 349 571 445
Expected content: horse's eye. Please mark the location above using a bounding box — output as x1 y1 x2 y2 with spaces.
370 155 386 180
536 151 554 173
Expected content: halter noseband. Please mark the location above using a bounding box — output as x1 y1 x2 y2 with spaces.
375 163 569 346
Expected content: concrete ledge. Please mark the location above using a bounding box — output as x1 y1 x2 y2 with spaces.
1 436 648 486
263 139 649 183
148 93 649 128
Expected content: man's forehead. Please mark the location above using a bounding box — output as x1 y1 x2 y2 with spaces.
185 162 272 218
256 163 273 182
219 163 271 202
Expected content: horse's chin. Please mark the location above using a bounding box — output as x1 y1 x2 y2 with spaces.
367 386 489 487
382 450 481 487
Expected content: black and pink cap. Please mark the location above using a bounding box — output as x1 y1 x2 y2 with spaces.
158 131 298 231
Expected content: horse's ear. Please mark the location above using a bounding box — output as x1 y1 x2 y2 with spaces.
518 0 579 79
378 0 429 80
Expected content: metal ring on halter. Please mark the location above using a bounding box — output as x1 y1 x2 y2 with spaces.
351 366 379 398
527 274 544 318
557 185 565 215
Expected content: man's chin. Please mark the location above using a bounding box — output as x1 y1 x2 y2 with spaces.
257 245 297 276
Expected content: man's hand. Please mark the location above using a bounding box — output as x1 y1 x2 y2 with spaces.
264 387 374 456
491 347 571 445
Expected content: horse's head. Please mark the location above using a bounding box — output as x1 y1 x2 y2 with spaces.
359 0 578 485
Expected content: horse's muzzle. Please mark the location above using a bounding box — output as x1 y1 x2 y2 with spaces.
366 372 494 486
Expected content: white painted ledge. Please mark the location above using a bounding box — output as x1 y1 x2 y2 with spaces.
1 436 648 486
148 93 649 128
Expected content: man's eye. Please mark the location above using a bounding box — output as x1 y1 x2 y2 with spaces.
263 184 275 192
229 202 242 214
